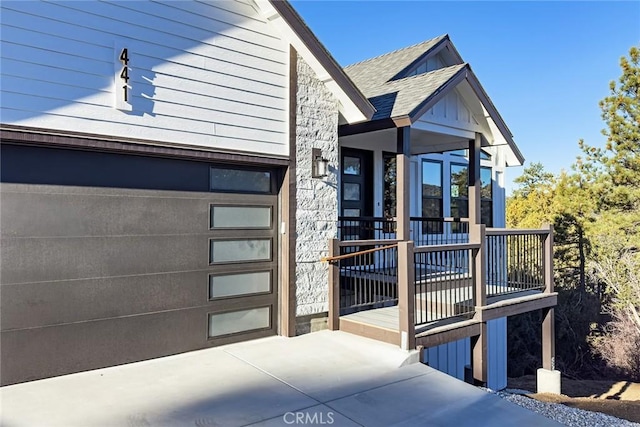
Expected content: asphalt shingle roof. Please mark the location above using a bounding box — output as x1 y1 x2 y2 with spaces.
343 35 467 120
365 64 467 120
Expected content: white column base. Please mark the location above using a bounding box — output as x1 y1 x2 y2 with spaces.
537 368 561 394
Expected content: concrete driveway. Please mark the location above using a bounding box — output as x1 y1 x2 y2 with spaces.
0 330 560 426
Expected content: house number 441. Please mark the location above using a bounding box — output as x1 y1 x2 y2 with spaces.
119 48 129 102
114 43 132 111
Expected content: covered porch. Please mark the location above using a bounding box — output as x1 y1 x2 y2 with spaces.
331 124 556 386
325 38 559 387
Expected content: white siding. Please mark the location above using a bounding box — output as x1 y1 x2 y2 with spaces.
426 55 444 72
494 170 507 228
406 53 445 76
416 89 482 134
0 0 289 157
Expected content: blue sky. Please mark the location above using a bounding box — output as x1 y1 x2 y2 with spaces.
290 1 640 194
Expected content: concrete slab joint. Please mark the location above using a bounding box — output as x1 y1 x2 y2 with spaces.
294 54 339 320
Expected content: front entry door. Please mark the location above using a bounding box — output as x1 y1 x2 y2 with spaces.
341 148 373 240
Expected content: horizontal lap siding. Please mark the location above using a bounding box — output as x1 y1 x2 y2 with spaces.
0 0 288 156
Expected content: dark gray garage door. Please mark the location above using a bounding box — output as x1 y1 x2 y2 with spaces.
0 144 279 385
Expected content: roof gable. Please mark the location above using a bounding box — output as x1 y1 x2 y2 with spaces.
344 35 448 94
391 36 464 80
342 37 524 166
367 64 467 120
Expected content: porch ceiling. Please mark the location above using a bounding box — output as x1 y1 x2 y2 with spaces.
339 126 489 156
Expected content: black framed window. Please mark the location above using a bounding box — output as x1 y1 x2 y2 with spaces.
450 163 468 233
422 160 443 233
481 167 493 227
383 152 396 220
449 164 493 229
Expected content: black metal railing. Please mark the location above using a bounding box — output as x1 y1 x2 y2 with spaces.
335 241 398 314
485 229 548 297
410 217 470 246
337 216 396 241
338 216 469 246
413 244 477 325
328 223 553 349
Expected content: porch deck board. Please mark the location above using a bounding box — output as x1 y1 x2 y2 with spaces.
341 306 444 330
341 306 399 330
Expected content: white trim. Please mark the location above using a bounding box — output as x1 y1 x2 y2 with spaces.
412 121 475 140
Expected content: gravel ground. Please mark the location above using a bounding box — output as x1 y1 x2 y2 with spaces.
482 388 640 427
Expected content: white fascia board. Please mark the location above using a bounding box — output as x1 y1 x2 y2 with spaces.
254 0 369 124
457 77 524 167
464 72 524 166
486 116 521 167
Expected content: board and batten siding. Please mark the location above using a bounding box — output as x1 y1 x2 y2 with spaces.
0 0 289 157
414 88 483 136
423 318 507 391
405 53 445 77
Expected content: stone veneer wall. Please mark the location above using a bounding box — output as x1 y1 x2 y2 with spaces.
294 54 339 318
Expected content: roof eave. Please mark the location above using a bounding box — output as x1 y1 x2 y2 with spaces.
257 0 376 123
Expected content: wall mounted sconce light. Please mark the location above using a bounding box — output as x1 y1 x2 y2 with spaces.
311 148 329 178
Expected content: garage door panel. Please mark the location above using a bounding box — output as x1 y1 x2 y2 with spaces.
0 306 211 386
1 235 210 284
1 270 209 330
0 185 214 238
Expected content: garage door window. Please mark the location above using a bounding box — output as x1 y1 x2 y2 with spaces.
210 239 271 263
210 206 271 229
208 307 271 338
209 271 271 299
210 167 271 193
